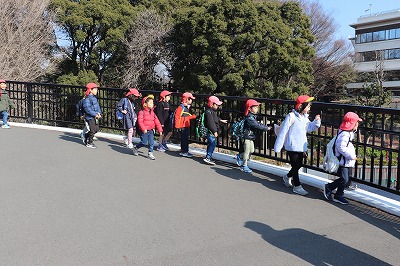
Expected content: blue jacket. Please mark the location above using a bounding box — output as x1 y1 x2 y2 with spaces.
243 112 269 140
83 94 102 121
274 110 321 153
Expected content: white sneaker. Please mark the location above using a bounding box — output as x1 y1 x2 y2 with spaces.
132 147 139 156
283 174 293 187
203 158 216 165
93 136 98 141
179 152 193 158
127 143 134 149
293 185 308 196
148 152 156 160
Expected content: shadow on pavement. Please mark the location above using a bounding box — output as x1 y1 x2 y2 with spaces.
244 221 391 265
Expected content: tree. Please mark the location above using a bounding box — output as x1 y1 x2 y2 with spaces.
0 0 56 81
49 0 136 83
106 9 172 88
298 0 355 101
169 0 315 98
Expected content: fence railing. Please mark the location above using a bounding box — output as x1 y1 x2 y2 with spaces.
5 81 400 195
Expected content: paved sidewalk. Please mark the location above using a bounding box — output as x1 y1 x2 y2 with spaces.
0 125 399 265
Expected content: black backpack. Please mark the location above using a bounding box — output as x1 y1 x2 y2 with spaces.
76 98 86 116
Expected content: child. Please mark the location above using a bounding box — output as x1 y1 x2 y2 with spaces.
155 90 173 152
203 96 227 165
274 95 321 196
174 92 197 157
237 99 269 173
133 95 163 160
83 82 102 148
118 88 141 149
324 112 362 205
0 79 15 129
79 89 91 143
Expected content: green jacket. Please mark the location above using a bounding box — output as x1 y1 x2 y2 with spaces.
0 90 15 112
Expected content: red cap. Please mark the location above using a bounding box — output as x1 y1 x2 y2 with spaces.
208 96 223 107
0 79 6 83
160 90 172 100
182 92 195 100
340 112 362 131
126 88 141 97
86 82 99 90
245 99 261 115
295 95 314 109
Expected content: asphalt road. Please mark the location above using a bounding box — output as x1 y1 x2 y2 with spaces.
1 127 399 265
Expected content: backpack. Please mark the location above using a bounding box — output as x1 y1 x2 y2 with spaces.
273 112 295 136
323 131 350 173
170 103 184 129
230 118 245 141
196 108 209 139
76 98 86 117
116 98 128 120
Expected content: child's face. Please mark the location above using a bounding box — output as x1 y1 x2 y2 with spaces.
250 105 259 114
91 88 98 95
302 103 311 114
0 83 6 89
164 95 170 102
147 99 154 109
212 103 220 110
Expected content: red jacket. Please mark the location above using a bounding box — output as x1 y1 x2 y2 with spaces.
138 108 163 133
174 104 196 129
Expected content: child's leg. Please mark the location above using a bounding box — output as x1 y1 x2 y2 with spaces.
148 130 155 153
136 131 148 149
242 140 254 166
83 120 90 134
327 167 349 196
206 134 217 159
181 128 189 153
1 111 9 125
127 127 134 144
164 131 173 142
158 132 164 145
86 119 98 144
287 151 304 187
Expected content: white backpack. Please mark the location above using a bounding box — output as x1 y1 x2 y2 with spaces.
274 112 295 136
323 136 340 173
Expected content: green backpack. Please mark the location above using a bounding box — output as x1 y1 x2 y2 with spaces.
196 109 209 139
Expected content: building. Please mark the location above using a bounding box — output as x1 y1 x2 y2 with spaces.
348 9 400 96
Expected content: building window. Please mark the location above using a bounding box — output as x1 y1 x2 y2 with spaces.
355 27 400 43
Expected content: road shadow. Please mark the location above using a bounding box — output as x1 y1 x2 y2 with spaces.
59 132 84 145
244 221 391 265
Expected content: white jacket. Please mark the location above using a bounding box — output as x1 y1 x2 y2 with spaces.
335 130 357 167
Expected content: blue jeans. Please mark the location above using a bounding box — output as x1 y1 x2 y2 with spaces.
1 111 9 125
136 130 154 153
180 128 189 153
327 166 351 197
206 134 217 159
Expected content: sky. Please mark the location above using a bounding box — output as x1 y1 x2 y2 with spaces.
318 0 400 40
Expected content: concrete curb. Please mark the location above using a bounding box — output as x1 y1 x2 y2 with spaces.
9 122 400 217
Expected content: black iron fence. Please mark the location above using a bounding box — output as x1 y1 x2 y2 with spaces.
5 81 400 195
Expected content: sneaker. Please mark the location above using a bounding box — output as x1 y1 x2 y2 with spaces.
148 152 156 160
179 152 193 158
157 146 166 152
162 141 170 151
132 146 139 156
203 158 216 165
235 154 243 166
240 165 253 173
333 195 349 205
93 136 98 141
323 184 333 201
1 124 10 129
283 174 293 187
80 131 86 144
293 185 308 196
345 184 357 191
127 143 134 149
123 136 129 146
86 143 96 149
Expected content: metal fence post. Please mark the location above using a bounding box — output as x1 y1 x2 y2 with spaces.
26 83 33 123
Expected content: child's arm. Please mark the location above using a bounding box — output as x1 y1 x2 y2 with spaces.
138 110 145 132
248 116 269 132
306 115 321 132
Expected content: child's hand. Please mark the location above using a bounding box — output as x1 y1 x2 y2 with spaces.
143 129 147 133
122 110 127 114
214 132 218 137
315 115 321 120
220 119 228 123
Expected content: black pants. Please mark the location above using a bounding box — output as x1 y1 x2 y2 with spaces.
287 151 304 187
85 119 99 144
327 167 352 197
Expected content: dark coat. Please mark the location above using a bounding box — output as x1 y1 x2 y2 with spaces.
243 112 269 140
